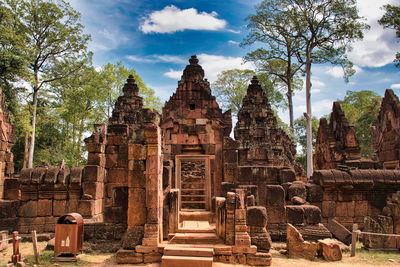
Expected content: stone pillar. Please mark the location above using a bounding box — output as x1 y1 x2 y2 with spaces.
226 192 236 245
233 189 252 253
80 124 106 218
141 125 163 246
215 197 226 240
168 189 179 234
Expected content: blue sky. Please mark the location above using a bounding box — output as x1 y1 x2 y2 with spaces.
69 0 400 124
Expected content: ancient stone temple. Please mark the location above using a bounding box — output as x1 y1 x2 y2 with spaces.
5 56 400 265
372 89 400 169
314 101 364 170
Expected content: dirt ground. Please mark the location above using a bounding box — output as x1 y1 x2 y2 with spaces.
0 241 399 267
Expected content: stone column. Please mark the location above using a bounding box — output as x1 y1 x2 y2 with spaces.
168 189 180 234
233 189 252 251
141 125 163 246
226 192 236 245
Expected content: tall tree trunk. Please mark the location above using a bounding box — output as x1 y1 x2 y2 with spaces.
287 83 294 135
305 50 313 178
22 131 29 169
27 88 38 168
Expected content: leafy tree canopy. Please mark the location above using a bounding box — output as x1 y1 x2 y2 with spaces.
212 68 285 117
379 4 400 67
339 90 382 158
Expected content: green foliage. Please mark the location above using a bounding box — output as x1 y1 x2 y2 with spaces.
100 62 162 116
293 116 319 155
339 90 382 159
212 68 285 117
379 4 400 67
242 0 305 129
293 115 319 170
0 1 161 170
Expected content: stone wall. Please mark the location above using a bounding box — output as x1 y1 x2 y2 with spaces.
312 169 400 229
0 87 15 199
1 166 83 233
372 89 400 169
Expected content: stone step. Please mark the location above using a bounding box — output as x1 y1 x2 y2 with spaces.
177 228 215 233
164 246 214 257
161 255 213 267
169 233 221 244
181 188 206 191
178 220 215 233
180 211 212 221
181 194 206 197
181 200 207 203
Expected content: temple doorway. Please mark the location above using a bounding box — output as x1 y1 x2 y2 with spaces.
175 155 212 211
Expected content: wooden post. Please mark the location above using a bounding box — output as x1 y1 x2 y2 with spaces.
11 231 21 265
351 224 358 257
31 230 40 264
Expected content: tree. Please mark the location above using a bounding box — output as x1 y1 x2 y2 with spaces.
242 0 304 132
379 4 400 67
212 69 285 117
276 0 369 177
339 90 381 159
6 0 90 168
293 115 319 170
0 2 29 112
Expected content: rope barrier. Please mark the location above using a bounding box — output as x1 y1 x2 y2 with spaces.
351 223 400 257
358 231 400 238
0 236 21 242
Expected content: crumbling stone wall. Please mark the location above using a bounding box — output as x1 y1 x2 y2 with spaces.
362 190 400 250
314 102 371 170
0 87 15 199
312 169 400 229
372 89 400 169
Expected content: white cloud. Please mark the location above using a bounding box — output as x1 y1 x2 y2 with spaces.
391 84 400 89
69 0 131 52
164 69 182 79
126 55 158 63
227 29 241 34
312 79 325 88
311 88 321 94
197 54 254 82
140 5 227 34
348 0 398 67
228 40 240 45
326 66 344 78
153 55 186 64
353 65 363 74
126 54 186 64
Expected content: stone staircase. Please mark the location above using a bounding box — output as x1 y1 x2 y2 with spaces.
162 211 219 267
162 246 214 267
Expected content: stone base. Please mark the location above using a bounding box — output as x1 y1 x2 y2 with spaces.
246 252 272 266
115 249 143 264
161 255 213 267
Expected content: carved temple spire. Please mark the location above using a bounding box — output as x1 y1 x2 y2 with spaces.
181 55 205 82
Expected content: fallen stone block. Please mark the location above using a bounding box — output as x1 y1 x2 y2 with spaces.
318 239 342 261
286 223 318 260
325 219 351 245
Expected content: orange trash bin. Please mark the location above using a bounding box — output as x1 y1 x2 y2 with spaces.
54 213 84 261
